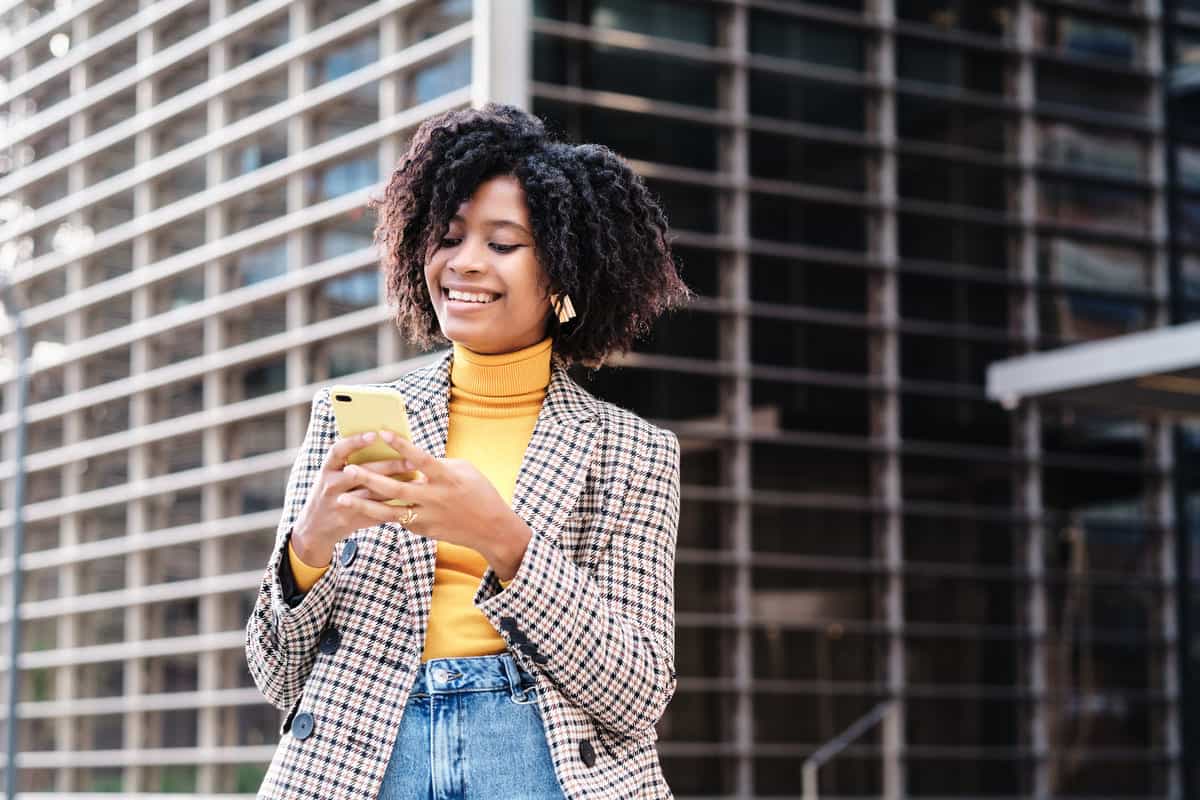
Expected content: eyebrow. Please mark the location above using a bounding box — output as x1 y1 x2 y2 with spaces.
449 215 531 236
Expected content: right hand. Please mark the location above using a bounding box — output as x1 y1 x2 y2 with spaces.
290 431 410 568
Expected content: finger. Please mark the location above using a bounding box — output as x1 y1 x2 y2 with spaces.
378 433 444 480
336 493 421 525
353 459 422 480
341 465 420 504
325 431 381 472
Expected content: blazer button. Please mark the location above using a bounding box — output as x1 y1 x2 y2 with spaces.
318 625 340 655
508 630 529 645
340 539 358 567
292 712 314 741
579 738 596 767
518 642 538 657
499 616 518 633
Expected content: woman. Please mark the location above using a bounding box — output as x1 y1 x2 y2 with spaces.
244 103 690 799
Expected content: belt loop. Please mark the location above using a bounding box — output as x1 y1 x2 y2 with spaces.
501 654 534 703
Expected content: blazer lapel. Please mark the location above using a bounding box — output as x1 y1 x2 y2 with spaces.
510 357 600 547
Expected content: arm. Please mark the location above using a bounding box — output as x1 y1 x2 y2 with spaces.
244 387 343 712
473 427 680 740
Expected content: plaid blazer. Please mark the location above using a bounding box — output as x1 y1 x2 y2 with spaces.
244 348 681 799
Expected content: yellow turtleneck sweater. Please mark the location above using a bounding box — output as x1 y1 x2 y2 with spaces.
286 335 553 661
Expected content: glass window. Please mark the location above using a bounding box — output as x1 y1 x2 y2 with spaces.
1040 121 1145 179
897 37 1008 95
633 308 719 360
407 46 471 106
310 33 379 86
750 72 865 131
227 413 287 459
1039 237 1150 294
309 211 375 262
310 268 381 322
899 270 1010 328
238 357 287 400
90 42 135 83
1038 178 1149 234
226 298 287 345
309 151 379 202
901 333 1012 384
157 5 209 50
898 93 1012 153
535 0 717 45
534 35 720 108
155 110 207 154
226 184 286 235
152 379 204 422
157 55 208 101
154 212 205 258
749 10 864 71
228 70 288 123
643 178 719 234
1039 286 1151 342
751 380 870 436
309 329 378 380
1037 63 1147 118
402 0 472 43
1035 9 1139 66
310 83 380 145
899 212 1011 270
750 194 866 251
229 13 288 67
533 98 718 170
154 158 207 209
749 133 867 191
227 125 287 177
80 452 127 492
83 346 131 390
152 267 206 314
902 392 1011 446
897 0 1014 38
899 153 1011 211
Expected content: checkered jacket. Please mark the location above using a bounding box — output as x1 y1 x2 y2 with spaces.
244 348 681 799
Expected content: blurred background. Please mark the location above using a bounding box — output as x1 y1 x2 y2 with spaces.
1 0 1199 796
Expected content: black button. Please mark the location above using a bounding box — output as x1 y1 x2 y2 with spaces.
532 653 550 665
292 712 314 741
318 625 340 655
508 630 529 645
518 642 538 657
499 617 518 633
340 539 358 567
579 738 595 767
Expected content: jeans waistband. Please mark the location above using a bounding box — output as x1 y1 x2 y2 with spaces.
409 652 536 700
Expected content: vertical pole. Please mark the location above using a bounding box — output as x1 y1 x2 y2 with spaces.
3 293 27 800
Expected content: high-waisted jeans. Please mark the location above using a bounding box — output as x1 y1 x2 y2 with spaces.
376 652 567 800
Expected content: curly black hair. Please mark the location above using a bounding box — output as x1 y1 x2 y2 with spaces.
368 102 692 369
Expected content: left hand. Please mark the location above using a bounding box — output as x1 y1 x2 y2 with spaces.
335 431 531 580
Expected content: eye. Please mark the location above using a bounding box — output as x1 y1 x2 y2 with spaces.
491 243 521 254
439 237 461 248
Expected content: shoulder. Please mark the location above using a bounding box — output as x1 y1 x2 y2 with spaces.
582 385 680 472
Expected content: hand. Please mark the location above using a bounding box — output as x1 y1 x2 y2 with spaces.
290 431 416 568
334 432 532 580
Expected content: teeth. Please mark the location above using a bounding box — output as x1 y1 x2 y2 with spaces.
447 288 497 304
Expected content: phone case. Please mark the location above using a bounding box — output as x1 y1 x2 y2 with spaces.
328 384 420 506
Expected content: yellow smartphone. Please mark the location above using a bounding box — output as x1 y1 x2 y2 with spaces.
328 384 419 507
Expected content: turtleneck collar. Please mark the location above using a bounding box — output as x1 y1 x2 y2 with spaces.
450 335 553 398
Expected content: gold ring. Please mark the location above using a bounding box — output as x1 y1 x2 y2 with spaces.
399 507 418 526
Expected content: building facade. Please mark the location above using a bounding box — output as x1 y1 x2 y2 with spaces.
0 0 1198 796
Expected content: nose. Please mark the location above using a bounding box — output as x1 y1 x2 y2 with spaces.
446 236 490 275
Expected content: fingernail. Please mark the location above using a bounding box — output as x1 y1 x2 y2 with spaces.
344 465 357 476
380 430 394 442
363 432 376 441
403 460 414 470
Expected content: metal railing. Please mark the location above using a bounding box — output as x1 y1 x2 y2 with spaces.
801 699 896 800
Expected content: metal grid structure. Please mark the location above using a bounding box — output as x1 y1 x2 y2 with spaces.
0 0 1198 797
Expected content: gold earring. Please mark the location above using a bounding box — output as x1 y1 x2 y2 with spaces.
551 293 576 323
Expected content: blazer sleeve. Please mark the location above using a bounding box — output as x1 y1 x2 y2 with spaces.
473 425 681 740
244 386 343 712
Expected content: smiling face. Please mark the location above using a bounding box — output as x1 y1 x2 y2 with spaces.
423 174 555 355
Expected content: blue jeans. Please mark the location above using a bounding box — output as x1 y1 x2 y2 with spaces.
377 653 567 800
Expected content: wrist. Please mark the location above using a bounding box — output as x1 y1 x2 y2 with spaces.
485 511 531 583
291 525 333 569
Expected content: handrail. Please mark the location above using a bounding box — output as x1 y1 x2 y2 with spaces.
801 699 896 800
